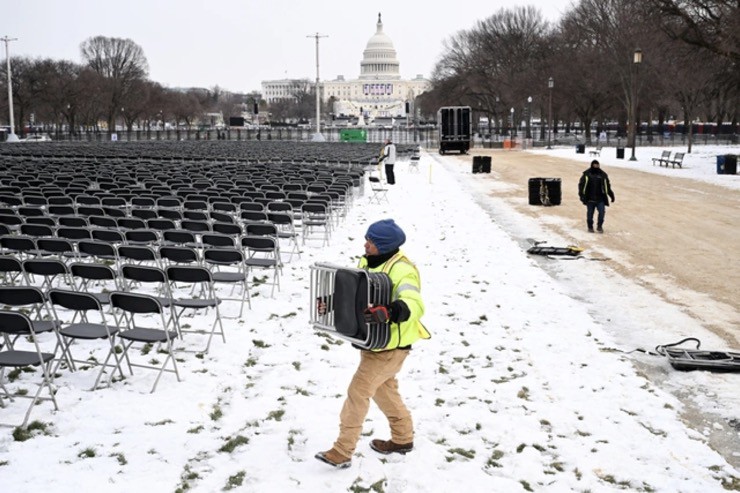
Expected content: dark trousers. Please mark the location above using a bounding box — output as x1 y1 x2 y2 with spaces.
385 164 395 185
586 201 605 228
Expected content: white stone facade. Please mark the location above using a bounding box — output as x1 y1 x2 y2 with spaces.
323 13 429 120
261 14 429 121
261 79 312 103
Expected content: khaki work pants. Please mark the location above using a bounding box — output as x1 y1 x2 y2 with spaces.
333 349 413 457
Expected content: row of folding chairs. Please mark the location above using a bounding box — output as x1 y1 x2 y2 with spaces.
0 276 228 426
0 234 279 309
0 216 299 260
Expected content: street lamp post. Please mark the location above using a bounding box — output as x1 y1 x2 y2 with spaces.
2 36 19 142
630 48 642 161
526 96 532 139
307 32 328 142
510 107 515 137
547 77 554 149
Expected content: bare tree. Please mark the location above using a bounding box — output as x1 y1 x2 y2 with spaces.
648 0 740 61
431 7 551 135
80 36 149 132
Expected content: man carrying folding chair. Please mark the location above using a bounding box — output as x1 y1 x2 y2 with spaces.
316 219 431 469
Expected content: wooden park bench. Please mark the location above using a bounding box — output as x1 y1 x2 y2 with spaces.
666 152 685 168
652 150 671 166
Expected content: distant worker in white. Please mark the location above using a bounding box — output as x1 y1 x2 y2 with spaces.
378 139 397 185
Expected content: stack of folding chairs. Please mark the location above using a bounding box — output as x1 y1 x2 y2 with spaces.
309 262 392 350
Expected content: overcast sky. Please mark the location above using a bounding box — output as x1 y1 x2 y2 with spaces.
3 0 574 93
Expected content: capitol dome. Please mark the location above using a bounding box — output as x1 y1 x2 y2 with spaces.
359 13 401 80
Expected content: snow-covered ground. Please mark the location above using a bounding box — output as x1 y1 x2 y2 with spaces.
0 144 738 492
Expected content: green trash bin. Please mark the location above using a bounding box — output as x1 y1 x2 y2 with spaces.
616 148 625 159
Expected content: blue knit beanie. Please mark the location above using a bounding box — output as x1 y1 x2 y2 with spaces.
366 219 406 254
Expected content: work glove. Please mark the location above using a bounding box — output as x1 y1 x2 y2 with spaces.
609 192 615 203
580 197 587 205
364 305 390 324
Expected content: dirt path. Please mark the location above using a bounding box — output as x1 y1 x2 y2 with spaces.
462 150 740 346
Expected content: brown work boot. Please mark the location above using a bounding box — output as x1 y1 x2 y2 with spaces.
315 448 351 469
370 439 414 455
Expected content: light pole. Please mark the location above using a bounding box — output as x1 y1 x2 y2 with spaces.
510 107 515 138
526 96 532 139
630 48 642 161
2 36 19 142
307 32 328 142
547 77 553 149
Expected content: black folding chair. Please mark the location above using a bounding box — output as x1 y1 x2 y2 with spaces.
120 264 173 310
22 259 73 290
0 255 24 285
108 292 180 393
0 236 40 260
0 311 58 428
158 245 200 267
47 289 123 390
117 244 160 268
0 286 61 351
166 266 224 353
240 235 281 297
203 247 251 317
69 262 120 306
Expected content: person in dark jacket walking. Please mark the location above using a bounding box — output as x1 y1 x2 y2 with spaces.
578 160 615 233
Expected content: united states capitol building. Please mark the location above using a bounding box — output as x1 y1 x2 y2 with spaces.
261 14 429 122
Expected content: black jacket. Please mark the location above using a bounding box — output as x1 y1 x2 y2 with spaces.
578 167 615 205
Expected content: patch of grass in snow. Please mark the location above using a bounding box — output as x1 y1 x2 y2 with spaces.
77 447 96 458
287 429 302 450
445 448 475 461
267 409 285 421
140 343 152 355
145 419 174 426
719 475 739 490
252 339 271 348
251 275 268 286
549 461 564 473
435 398 445 407
516 443 527 453
598 473 633 489
349 477 387 493
219 435 250 453
0 460 8 466
292 361 301 371
244 357 257 367
175 465 201 493
517 387 530 400
210 404 223 421
223 470 246 490
638 422 667 437
7 366 34 382
12 420 51 441
437 364 448 374
110 452 127 466
187 425 204 434
519 480 533 492
486 449 504 468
